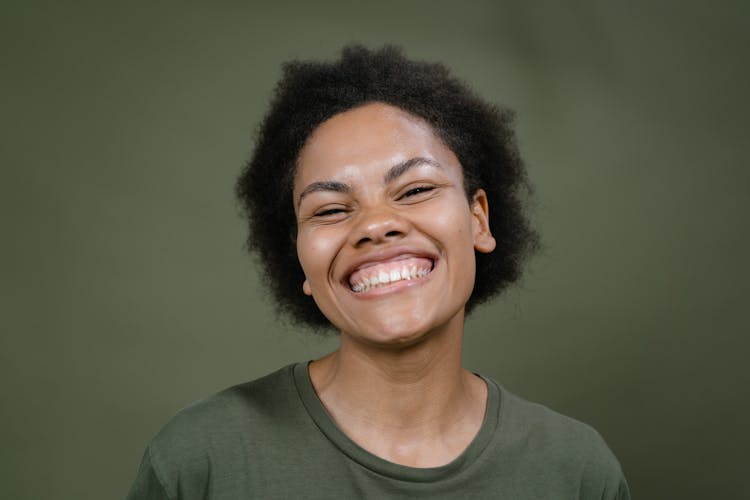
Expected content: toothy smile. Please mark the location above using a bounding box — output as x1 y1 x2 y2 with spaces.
348 257 434 293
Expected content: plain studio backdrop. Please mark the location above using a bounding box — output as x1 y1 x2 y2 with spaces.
2 2 747 499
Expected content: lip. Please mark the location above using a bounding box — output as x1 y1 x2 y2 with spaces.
340 246 438 290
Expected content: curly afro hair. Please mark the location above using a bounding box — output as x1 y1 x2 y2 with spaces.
236 45 539 331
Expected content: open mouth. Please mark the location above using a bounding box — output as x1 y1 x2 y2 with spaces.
348 257 435 293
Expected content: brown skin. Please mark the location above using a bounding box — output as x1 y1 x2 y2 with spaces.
293 103 496 467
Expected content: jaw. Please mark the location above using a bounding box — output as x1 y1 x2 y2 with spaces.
336 294 468 352
334 264 467 346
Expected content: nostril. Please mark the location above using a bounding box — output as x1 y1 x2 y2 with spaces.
352 214 409 247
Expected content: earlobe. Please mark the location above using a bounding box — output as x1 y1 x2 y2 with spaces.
303 280 312 296
471 189 496 254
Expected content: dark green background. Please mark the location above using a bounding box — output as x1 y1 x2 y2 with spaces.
2 2 748 499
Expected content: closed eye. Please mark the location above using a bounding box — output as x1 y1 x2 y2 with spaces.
401 186 435 199
314 207 346 217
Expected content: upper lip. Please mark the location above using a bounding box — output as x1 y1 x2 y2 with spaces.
340 246 438 285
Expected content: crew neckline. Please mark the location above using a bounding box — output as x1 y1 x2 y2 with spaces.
292 361 502 483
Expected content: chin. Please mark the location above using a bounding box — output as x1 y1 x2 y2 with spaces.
350 328 430 350
343 310 460 349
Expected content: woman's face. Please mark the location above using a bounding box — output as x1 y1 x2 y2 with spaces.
293 103 495 347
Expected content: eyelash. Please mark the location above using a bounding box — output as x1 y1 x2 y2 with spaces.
402 186 435 198
310 186 436 217
314 207 345 217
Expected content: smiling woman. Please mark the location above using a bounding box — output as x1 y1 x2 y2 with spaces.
294 104 495 347
126 46 630 499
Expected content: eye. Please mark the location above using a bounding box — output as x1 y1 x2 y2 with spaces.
401 186 435 199
314 207 346 217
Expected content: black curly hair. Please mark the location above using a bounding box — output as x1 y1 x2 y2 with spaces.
236 45 539 331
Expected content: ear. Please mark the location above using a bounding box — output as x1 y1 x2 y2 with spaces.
302 279 312 296
470 189 496 254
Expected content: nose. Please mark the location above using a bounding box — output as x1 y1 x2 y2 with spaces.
349 207 410 248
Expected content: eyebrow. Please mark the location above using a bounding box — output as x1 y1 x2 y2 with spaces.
383 157 443 184
297 181 351 207
296 157 442 208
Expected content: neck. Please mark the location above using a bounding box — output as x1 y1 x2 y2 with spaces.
308 317 487 467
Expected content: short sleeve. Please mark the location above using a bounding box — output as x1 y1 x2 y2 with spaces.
615 477 631 500
577 436 631 500
126 447 173 500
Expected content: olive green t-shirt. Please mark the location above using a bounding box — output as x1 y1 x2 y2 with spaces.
126 363 630 499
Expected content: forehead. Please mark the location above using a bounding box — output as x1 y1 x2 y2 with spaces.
294 103 462 187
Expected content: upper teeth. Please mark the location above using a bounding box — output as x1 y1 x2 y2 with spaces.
351 264 431 293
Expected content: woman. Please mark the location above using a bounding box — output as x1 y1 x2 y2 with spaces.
127 46 629 499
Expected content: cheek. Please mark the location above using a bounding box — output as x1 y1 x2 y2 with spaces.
425 203 476 247
428 205 478 279
296 228 340 279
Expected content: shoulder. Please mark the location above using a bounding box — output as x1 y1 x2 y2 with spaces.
140 364 302 497
151 364 295 443
500 387 612 455
494 384 630 499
